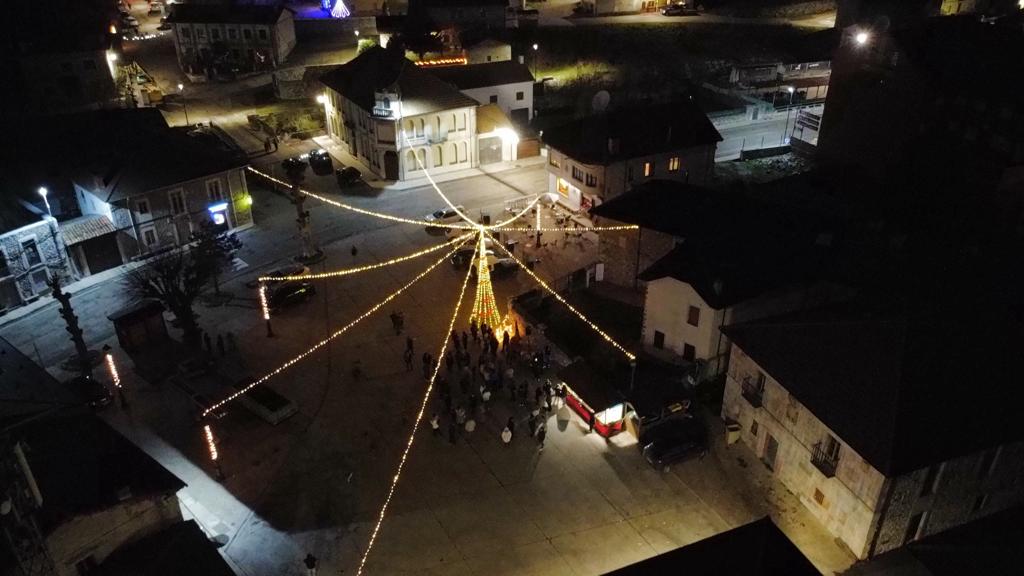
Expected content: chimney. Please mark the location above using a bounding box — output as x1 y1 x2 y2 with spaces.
607 137 620 155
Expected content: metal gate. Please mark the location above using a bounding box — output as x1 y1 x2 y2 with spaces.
478 136 503 165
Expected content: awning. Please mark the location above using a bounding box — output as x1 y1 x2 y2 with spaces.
59 214 116 245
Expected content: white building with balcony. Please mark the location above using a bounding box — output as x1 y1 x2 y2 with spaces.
320 46 480 182
720 305 1024 560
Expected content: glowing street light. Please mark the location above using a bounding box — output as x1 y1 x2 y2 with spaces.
316 93 327 105
855 31 869 45
37 187 51 218
783 86 797 144
177 83 190 126
354 29 360 36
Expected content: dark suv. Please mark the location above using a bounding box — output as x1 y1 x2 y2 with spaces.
268 281 317 312
639 415 708 471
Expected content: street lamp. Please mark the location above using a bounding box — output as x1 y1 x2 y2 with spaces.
316 94 327 105
531 43 539 77
782 86 796 145
354 29 360 37
854 31 869 45
37 187 52 218
177 83 190 126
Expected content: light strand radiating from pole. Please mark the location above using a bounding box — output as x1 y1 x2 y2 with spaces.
259 284 271 321
203 238 469 416
258 233 473 282
484 230 636 360
105 354 121 389
203 424 219 461
469 234 503 330
356 254 475 575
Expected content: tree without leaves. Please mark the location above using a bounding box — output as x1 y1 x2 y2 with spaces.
191 220 230 296
124 249 210 348
48 275 93 377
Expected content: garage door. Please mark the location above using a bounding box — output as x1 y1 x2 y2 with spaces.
478 137 503 165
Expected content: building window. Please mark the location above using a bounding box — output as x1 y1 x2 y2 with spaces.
585 173 597 187
211 28 221 40
653 330 665 349
228 28 238 40
669 156 680 171
21 239 42 267
571 166 583 181
206 179 225 202
813 488 825 506
489 94 498 104
168 190 186 215
136 199 150 215
785 394 799 424
644 161 653 177
406 150 419 171
682 343 696 361
750 419 759 436
687 305 700 327
0 251 10 278
416 118 425 137
141 227 158 248
433 145 443 167
243 29 252 40
196 28 206 40
904 512 927 544
459 113 467 130
449 143 458 165
920 463 944 497
257 29 268 41
549 156 560 168
972 493 989 513
515 91 524 101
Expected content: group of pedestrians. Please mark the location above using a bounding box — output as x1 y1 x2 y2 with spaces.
427 318 564 452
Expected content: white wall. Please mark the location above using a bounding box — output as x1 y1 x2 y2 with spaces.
398 107 477 180
642 277 722 360
460 81 533 121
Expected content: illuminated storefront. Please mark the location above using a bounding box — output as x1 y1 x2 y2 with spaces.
557 360 629 438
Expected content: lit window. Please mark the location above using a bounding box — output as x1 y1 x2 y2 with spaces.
669 157 680 171
206 179 225 202
644 162 653 177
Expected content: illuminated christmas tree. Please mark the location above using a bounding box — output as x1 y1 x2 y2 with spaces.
322 0 351 18
470 234 504 331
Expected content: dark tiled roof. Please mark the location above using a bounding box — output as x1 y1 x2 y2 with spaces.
426 60 534 90
0 336 79 427
167 3 287 25
605 517 820 576
320 46 478 117
590 179 743 238
98 520 235 576
59 214 116 245
541 102 721 165
722 295 1024 476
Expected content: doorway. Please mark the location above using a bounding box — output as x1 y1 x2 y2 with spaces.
762 434 779 471
384 151 399 180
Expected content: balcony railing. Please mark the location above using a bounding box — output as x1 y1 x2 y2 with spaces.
811 442 839 478
372 107 393 119
740 378 764 408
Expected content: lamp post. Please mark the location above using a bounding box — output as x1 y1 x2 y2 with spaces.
531 43 539 78
782 86 795 145
37 187 51 218
177 83 190 126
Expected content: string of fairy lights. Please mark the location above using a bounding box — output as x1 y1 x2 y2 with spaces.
205 148 642 573
355 255 476 576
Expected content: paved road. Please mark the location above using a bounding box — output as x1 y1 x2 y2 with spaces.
714 105 824 161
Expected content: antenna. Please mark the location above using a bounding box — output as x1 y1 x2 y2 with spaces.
591 90 611 113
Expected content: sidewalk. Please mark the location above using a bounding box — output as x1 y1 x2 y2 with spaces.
312 135 548 192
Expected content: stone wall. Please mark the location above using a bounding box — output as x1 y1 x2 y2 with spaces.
0 219 74 310
595 223 675 289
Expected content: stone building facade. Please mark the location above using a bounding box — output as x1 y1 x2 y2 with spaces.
0 217 73 312
721 333 1024 559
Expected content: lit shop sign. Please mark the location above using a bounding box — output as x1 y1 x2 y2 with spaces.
208 202 229 225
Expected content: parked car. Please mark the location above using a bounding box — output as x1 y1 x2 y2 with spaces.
335 166 361 188
451 246 494 270
424 206 467 227
662 3 699 16
63 375 113 410
639 415 708 471
268 281 316 312
307 148 333 175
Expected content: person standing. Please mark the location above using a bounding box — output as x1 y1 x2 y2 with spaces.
501 426 512 446
403 347 414 371
303 553 318 576
461 331 469 350
502 331 510 353
536 423 547 451
506 416 516 439
470 320 479 343
445 353 454 373
528 411 538 436
406 336 414 354
430 413 441 437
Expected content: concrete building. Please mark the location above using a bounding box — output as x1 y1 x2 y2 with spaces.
819 9 1024 174
67 109 252 262
720 303 1024 560
541 102 720 213
464 37 512 64
3 0 121 115
166 3 296 77
320 46 480 181
426 60 534 124
0 336 186 576
593 0 672 16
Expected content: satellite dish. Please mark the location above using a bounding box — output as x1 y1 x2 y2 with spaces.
591 90 611 113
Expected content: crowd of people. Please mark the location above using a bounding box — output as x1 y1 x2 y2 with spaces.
421 318 571 452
